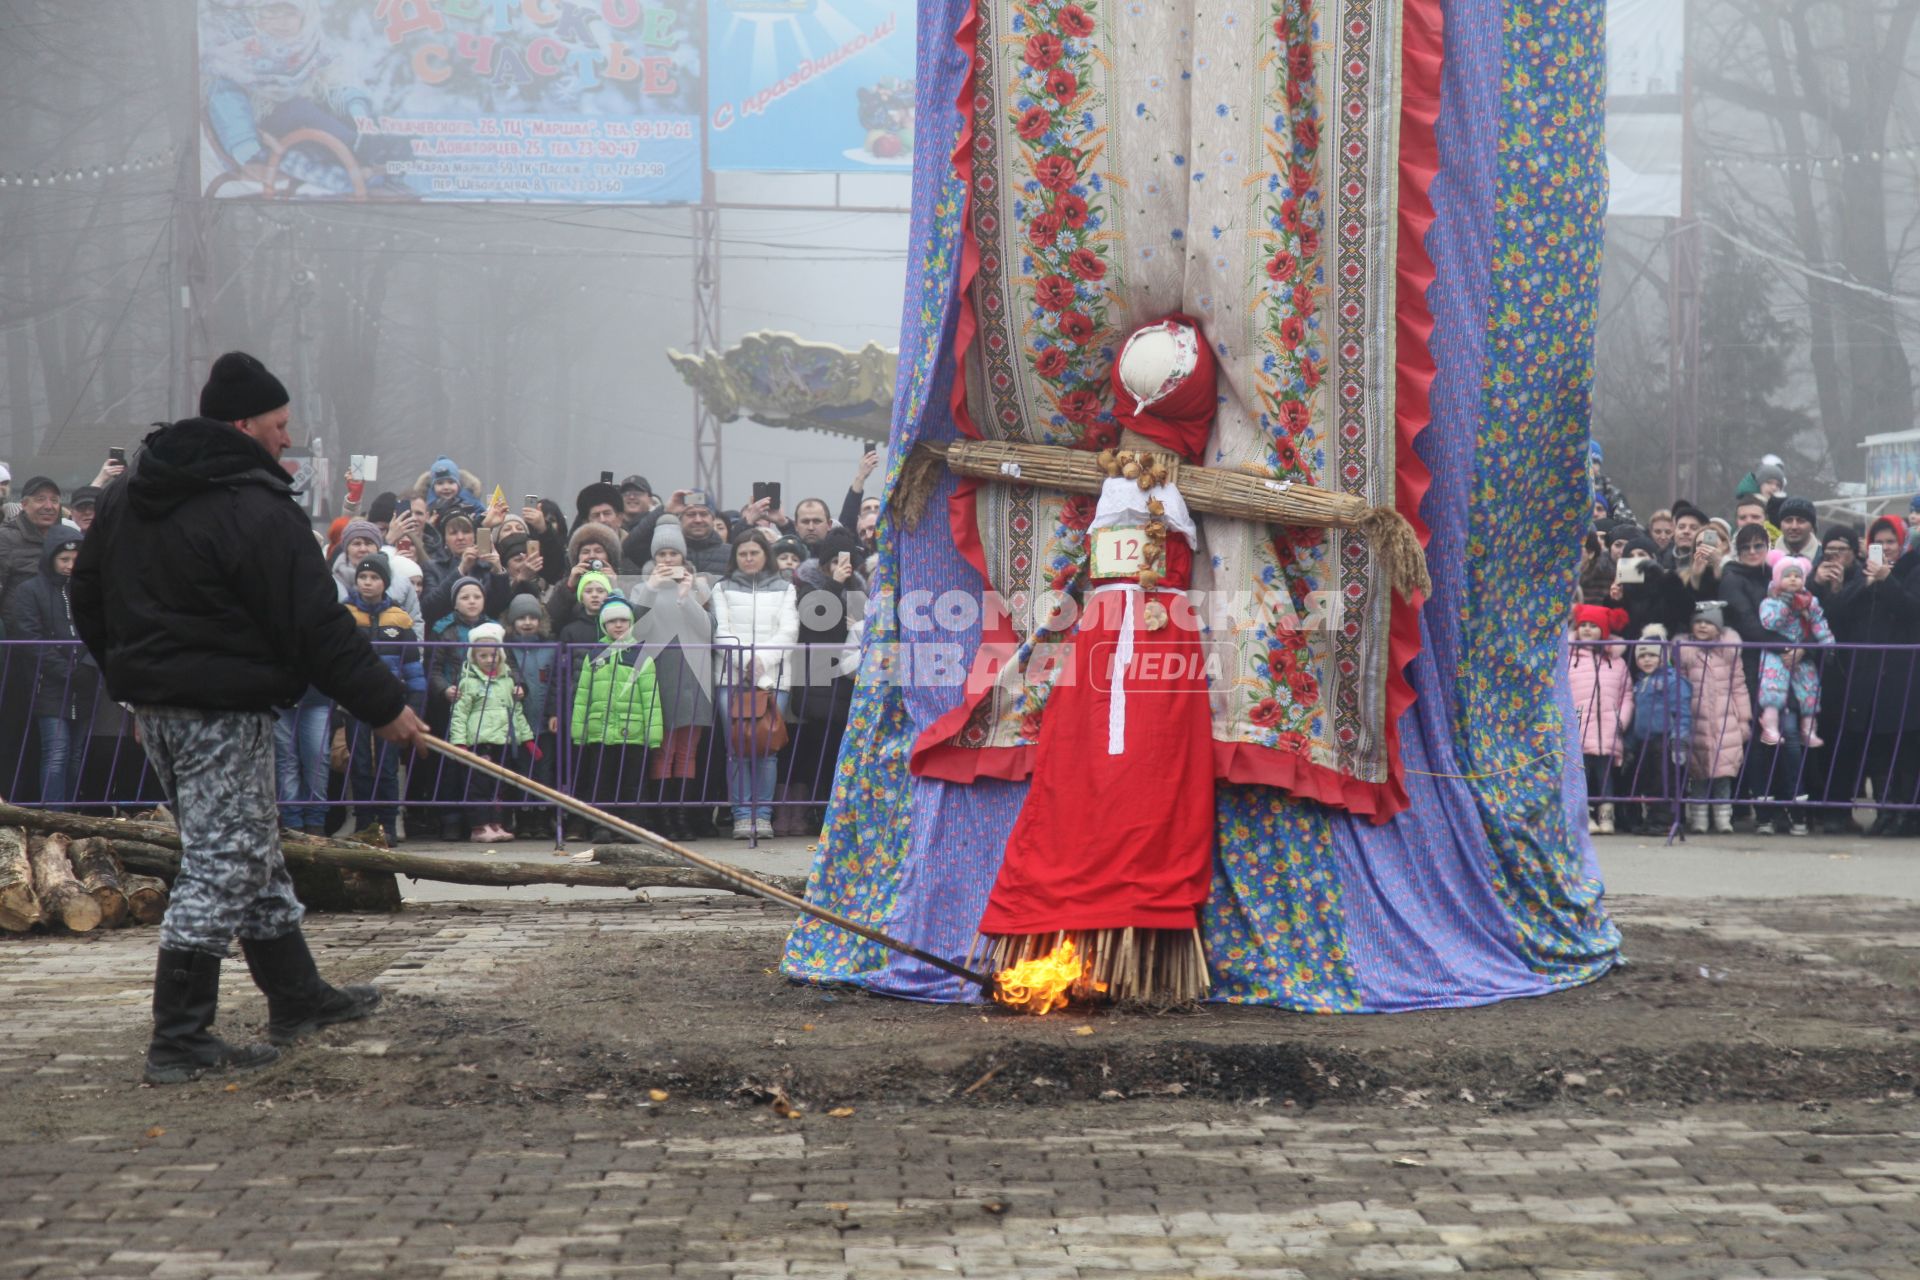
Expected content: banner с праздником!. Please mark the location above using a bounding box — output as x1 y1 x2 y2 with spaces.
707 1 915 173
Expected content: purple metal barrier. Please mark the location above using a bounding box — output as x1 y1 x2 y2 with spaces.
1569 635 1920 842
0 637 857 849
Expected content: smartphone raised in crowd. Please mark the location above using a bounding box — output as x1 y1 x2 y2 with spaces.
752 480 781 511
684 490 708 510
475 527 493 556
600 470 615 485
1870 544 1887 569
525 494 539 510
108 447 126 464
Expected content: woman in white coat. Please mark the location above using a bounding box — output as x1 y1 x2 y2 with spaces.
710 530 800 837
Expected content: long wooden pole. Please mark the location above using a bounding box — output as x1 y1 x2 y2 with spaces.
0 804 805 898
416 736 996 991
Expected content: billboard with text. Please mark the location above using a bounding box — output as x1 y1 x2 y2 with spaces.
197 0 703 203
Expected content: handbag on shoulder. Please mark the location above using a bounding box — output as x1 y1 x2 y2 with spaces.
725 687 789 757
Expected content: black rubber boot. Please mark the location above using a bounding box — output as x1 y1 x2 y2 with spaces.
239 930 382 1046
144 948 280 1085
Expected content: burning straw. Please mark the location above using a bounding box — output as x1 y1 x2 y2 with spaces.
982 927 1210 1013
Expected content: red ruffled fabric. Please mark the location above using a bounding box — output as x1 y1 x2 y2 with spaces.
1382 0 1443 815
908 0 1022 783
914 2 1445 821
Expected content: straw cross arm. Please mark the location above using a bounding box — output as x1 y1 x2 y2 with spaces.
898 440 1429 600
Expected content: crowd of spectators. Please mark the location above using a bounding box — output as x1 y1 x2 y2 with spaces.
0 444 885 845
8 436 1917 847
1574 453 1920 838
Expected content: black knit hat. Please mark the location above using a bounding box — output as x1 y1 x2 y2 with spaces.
1777 496 1817 525
814 527 865 565
1822 525 1861 557
199 352 290 423
1621 534 1661 563
1670 499 1708 526
353 552 392 589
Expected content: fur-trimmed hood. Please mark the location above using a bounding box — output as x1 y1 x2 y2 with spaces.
410 459 485 508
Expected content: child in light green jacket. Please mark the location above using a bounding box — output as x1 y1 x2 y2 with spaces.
569 596 662 840
450 622 534 843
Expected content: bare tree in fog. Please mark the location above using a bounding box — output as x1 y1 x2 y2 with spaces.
1695 0 1920 472
1697 229 1819 498
0 2 192 462
1594 220 1682 508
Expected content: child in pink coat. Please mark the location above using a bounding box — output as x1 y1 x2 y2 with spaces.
1676 601 1751 834
1570 603 1634 834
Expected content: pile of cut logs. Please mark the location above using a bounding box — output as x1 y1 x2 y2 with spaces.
0 826 168 935
0 801 805 935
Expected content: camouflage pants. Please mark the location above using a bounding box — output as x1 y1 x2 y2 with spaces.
136 708 303 955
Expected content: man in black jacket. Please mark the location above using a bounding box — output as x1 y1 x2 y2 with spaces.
1808 527 1864 832
71 352 428 1086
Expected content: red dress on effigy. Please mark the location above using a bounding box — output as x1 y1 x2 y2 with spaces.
974 536 1217 936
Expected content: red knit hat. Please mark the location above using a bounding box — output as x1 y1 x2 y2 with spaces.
326 515 351 559
1573 604 1628 637
1110 314 1217 465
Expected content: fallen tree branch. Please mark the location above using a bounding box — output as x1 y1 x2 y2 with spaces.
0 804 806 899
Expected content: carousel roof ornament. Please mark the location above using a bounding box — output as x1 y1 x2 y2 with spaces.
667 331 898 445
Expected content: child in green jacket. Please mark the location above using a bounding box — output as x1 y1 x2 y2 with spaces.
451 622 534 843
569 597 662 840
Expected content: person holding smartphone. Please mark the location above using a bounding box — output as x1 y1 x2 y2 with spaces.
1608 534 1693 641
516 496 568 587
633 517 714 840
778 528 868 835
711 530 799 839
541 518 622 634
85 448 130 492
1822 516 1920 836
625 489 731 577
838 450 881 533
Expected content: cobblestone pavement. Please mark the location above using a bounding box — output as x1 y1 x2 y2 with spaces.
2 896 1917 1279
2 1105 1917 1278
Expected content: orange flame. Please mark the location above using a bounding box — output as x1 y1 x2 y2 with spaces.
993 939 1089 1015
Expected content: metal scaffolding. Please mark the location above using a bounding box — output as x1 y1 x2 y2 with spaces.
691 199 724 497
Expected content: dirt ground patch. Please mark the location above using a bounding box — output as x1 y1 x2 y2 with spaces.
2 896 1915 1149
295 899 1920 1121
